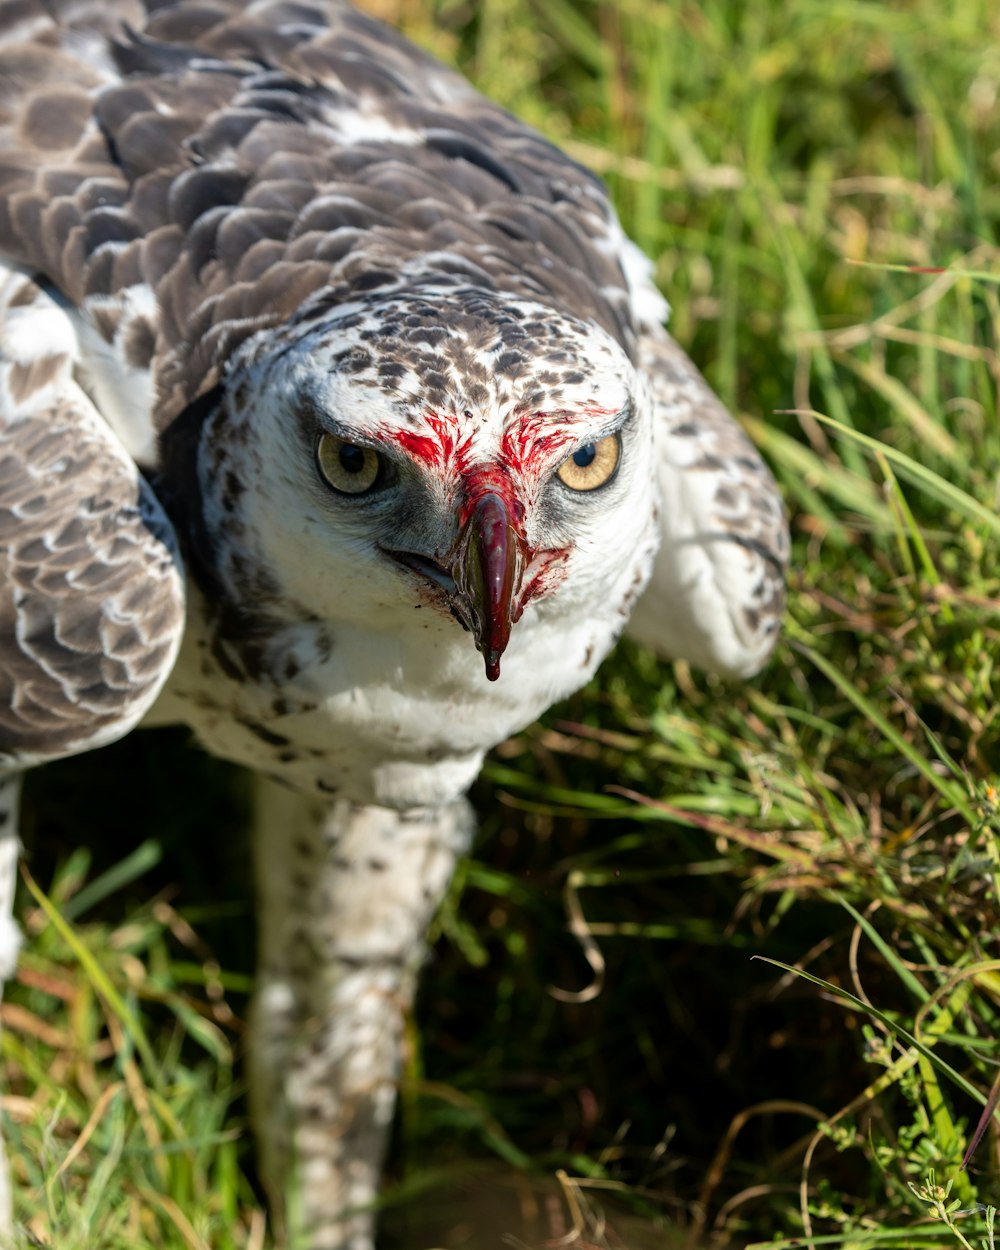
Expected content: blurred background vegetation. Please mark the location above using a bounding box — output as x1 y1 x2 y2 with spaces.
8 0 1000 1246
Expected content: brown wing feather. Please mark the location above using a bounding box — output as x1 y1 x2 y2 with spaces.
0 270 184 766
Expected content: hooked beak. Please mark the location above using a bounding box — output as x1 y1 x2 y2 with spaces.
452 492 528 681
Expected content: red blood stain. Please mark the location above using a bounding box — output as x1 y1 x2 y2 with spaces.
392 429 444 466
518 547 569 614
383 410 473 474
387 404 618 482
499 406 614 476
425 412 465 464
459 464 523 526
381 405 609 609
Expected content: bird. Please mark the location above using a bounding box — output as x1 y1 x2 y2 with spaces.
0 1 789 1246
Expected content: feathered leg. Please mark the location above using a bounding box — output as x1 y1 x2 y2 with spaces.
250 777 473 1250
0 772 22 1240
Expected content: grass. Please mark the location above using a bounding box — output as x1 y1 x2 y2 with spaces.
8 0 1000 1246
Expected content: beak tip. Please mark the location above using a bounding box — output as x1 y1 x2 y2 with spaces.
455 490 526 684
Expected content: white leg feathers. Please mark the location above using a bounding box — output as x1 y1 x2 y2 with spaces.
250 777 474 1249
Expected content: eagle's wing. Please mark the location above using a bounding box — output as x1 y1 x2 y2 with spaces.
0 266 184 768
619 247 789 678
627 325 789 678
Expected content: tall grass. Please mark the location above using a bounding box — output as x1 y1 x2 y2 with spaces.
9 0 1000 1246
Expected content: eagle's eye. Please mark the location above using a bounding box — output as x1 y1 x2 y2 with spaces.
556 433 621 491
316 433 382 495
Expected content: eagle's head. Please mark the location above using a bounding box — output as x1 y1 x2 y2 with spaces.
191 285 658 694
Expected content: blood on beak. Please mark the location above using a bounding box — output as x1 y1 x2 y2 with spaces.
452 492 527 681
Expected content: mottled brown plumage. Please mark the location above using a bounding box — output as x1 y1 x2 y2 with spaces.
0 271 183 764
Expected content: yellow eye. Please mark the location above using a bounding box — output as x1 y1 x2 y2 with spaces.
556 433 621 491
316 434 382 495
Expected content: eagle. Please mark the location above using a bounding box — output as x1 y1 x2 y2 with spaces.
0 1 788 1245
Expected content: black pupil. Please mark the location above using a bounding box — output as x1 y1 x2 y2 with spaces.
573 443 597 469
339 443 368 474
